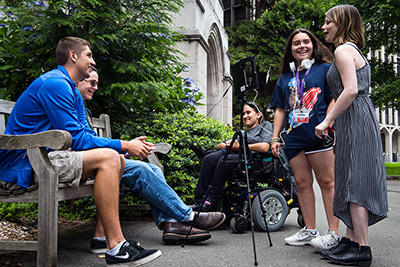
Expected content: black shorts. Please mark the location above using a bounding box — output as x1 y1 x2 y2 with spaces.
285 131 334 161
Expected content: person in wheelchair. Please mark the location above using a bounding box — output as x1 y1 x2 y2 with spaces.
192 102 273 212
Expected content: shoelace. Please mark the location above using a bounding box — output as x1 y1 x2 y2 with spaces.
297 229 312 237
128 241 144 251
321 234 336 245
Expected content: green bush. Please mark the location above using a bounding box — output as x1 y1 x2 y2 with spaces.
0 202 38 225
385 163 400 176
114 109 234 204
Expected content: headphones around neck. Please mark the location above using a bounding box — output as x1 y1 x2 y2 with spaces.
290 58 315 74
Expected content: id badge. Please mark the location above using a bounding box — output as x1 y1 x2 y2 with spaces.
292 108 310 123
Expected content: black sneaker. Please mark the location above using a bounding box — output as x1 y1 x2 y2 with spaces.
90 239 141 254
105 241 161 266
90 238 107 254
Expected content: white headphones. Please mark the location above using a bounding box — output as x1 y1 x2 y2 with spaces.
300 58 315 70
290 58 315 75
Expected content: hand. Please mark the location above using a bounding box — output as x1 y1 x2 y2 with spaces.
271 142 280 157
229 140 240 151
315 121 330 139
123 136 154 160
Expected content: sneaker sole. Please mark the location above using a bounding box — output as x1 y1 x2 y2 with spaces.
285 240 313 246
162 232 211 244
107 250 162 266
311 239 339 251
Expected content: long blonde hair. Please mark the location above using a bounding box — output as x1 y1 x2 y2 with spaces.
326 5 365 49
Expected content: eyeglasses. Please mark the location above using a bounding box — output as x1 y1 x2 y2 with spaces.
82 79 98 87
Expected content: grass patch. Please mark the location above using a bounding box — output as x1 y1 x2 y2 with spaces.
385 163 400 176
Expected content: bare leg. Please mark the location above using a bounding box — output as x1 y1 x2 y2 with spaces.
83 148 126 249
289 151 316 230
93 213 105 238
307 150 339 233
347 203 369 245
93 154 126 239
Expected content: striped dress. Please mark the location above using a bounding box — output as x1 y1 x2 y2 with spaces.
327 43 388 228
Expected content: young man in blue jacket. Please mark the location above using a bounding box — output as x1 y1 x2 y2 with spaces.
0 37 162 265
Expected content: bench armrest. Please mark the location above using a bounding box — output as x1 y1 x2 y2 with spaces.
0 130 72 150
148 142 171 173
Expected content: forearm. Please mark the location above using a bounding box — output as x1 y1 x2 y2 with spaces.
216 142 228 150
326 98 335 127
272 108 286 139
248 143 270 153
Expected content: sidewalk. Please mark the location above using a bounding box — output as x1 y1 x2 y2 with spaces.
1 180 399 266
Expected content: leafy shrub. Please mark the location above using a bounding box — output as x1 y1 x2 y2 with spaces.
0 202 38 225
385 163 400 176
114 109 234 203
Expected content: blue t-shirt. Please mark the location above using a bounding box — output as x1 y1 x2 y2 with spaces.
0 66 121 188
269 63 332 151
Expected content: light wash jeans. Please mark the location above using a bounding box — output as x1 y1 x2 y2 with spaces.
121 159 191 229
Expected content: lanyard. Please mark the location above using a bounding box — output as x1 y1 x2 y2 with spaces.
295 67 312 106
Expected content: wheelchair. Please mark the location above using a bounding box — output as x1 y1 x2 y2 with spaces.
191 145 305 234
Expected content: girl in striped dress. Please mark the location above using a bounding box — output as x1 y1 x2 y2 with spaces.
316 5 388 267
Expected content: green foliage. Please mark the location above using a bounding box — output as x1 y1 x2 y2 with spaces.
0 202 38 223
369 58 400 110
0 0 194 121
114 109 234 203
58 198 97 221
385 163 400 176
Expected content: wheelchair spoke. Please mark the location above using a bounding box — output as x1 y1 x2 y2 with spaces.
261 197 283 224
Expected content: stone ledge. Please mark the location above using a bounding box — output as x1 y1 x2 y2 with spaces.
387 175 400 180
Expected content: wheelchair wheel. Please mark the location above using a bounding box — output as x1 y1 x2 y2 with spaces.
230 215 248 234
252 189 289 232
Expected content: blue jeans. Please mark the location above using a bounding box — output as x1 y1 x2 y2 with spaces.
121 159 191 229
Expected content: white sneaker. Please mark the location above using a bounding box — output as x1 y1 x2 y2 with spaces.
284 227 319 246
311 230 339 251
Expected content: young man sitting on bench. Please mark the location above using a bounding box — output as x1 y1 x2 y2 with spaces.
78 67 225 251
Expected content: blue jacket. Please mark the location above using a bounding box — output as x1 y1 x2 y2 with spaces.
0 66 121 188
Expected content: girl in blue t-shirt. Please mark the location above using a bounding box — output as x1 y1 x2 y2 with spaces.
269 28 340 251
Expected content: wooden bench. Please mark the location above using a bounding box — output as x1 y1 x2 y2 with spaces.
0 98 171 266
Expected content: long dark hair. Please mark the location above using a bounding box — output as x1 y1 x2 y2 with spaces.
279 28 333 75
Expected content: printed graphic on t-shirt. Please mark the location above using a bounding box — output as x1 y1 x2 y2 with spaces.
287 77 321 130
